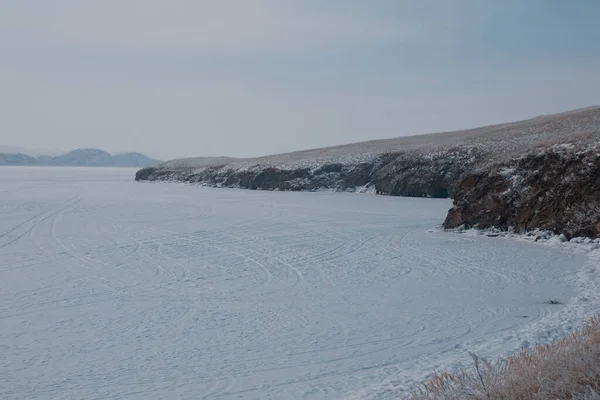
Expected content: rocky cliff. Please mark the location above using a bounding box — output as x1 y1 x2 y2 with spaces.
444 137 600 238
137 107 600 237
135 147 485 198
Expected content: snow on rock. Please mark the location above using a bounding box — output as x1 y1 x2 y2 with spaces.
445 139 600 238
137 107 600 203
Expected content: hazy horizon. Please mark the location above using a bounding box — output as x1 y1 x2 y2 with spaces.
1 1 600 160
0 145 163 158
4 104 600 161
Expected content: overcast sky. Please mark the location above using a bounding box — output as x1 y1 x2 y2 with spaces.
1 1 599 160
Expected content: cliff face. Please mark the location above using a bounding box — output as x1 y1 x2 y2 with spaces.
371 149 483 197
137 106 600 237
444 141 600 238
136 146 486 198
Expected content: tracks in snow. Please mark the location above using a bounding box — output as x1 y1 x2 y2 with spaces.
0 169 587 400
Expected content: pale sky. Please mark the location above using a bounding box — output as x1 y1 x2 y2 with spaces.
1 1 599 160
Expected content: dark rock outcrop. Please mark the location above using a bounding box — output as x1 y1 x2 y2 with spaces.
444 143 600 238
137 106 600 238
372 149 481 198
135 147 486 198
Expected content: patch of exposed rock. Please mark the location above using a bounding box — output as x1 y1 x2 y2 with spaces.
444 140 600 238
135 147 486 198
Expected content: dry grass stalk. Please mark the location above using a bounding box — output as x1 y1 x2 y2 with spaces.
410 314 600 400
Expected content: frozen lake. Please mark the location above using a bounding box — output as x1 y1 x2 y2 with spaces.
0 167 590 399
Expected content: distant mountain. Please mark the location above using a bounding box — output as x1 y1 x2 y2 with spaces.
47 149 115 166
0 148 161 167
0 153 39 166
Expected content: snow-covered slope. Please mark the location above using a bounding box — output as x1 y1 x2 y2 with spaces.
136 106 600 199
2 167 598 399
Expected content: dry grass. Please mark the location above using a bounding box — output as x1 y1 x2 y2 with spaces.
159 106 600 169
410 314 600 400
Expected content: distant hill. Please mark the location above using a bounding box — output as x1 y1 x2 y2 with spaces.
0 148 161 167
0 153 39 166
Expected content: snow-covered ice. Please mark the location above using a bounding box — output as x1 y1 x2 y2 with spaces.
0 167 597 399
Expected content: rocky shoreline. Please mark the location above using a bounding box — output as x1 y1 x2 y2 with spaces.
136 107 600 238
135 146 485 198
444 139 600 239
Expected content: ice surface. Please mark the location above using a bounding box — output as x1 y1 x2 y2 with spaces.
0 167 597 399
